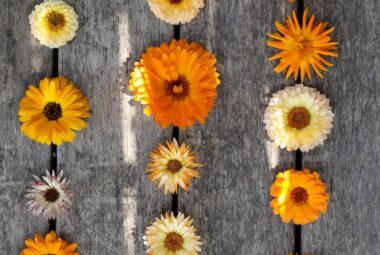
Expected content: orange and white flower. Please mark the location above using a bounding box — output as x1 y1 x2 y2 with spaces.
148 139 202 194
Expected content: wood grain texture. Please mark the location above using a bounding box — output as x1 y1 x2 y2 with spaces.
180 1 296 254
1 0 379 254
301 1 380 254
0 0 52 253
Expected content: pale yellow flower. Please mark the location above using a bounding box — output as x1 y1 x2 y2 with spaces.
147 0 204 25
264 84 334 152
144 212 202 255
148 139 202 194
29 0 78 48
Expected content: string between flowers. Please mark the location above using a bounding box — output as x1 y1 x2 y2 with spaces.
171 24 181 217
294 2 304 255
49 48 59 231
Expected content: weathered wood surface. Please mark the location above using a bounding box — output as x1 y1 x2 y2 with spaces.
1 0 379 255
0 1 51 253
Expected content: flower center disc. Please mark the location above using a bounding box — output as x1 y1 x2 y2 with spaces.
44 188 60 202
167 76 189 101
47 12 65 30
290 187 308 205
297 36 311 50
288 107 311 129
43 102 62 121
164 232 184 251
167 160 182 173
169 0 183 4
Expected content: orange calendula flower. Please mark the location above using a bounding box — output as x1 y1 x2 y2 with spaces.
20 231 79 255
270 169 329 225
129 39 220 129
267 10 338 82
148 139 202 194
18 76 90 145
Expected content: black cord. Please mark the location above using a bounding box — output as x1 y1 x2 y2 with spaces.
170 24 181 217
48 48 59 231
293 1 304 253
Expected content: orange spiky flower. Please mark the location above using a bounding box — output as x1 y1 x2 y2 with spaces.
267 9 338 82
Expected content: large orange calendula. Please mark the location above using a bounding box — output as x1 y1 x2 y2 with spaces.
129 39 220 129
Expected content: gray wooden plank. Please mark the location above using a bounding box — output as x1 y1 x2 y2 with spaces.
0 0 52 253
301 1 380 254
180 1 296 254
57 0 173 254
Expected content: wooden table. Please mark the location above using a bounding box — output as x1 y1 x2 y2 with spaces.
1 0 379 254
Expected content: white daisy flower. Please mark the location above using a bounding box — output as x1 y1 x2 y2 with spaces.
26 169 73 219
29 0 79 48
264 84 334 152
144 212 202 254
147 0 205 25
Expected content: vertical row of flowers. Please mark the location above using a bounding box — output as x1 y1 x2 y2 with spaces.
128 1 220 253
18 0 88 254
265 5 338 254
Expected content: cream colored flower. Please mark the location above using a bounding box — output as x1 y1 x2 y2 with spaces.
264 84 334 152
144 212 202 255
29 0 78 48
147 0 204 25
148 139 202 194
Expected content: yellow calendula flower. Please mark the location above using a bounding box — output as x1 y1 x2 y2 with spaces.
264 84 334 152
267 9 338 82
144 212 202 255
20 231 79 255
129 39 220 129
29 0 78 48
270 169 329 225
148 0 204 25
148 139 202 194
18 76 90 146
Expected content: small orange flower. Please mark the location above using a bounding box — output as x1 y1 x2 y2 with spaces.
267 10 338 82
129 39 220 129
148 139 202 194
270 169 329 225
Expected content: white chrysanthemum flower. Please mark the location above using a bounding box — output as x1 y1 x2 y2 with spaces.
29 0 78 48
264 84 334 152
144 212 202 254
147 0 204 25
26 170 73 219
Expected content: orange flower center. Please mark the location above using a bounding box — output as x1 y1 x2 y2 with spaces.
164 232 184 251
169 0 183 4
43 102 62 121
44 188 60 202
297 36 312 50
46 12 65 31
290 187 308 205
167 160 182 173
166 76 190 101
288 107 311 129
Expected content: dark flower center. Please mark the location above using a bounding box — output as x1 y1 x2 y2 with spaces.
167 160 182 173
46 12 65 30
44 188 60 202
288 107 311 129
164 232 184 251
169 0 183 4
166 75 190 101
43 102 62 121
290 187 308 205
